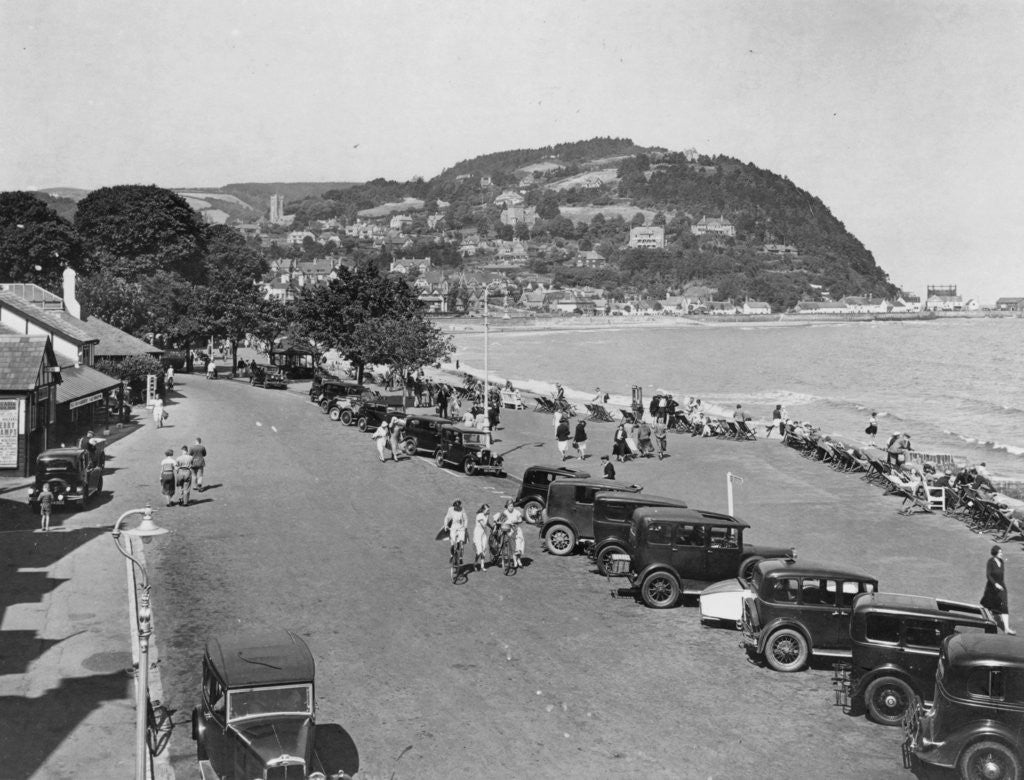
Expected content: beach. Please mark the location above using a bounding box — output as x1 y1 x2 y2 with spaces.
440 316 1024 481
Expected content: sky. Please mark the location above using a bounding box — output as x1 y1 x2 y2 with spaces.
3 0 1022 303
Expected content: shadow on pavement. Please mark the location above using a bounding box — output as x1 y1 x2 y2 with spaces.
315 722 360 778
0 669 132 778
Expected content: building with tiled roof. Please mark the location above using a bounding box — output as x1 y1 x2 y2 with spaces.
0 335 61 475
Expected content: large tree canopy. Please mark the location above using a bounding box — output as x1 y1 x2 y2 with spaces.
75 185 207 282
0 191 82 291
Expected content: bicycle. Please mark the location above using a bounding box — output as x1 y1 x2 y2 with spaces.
497 527 517 576
450 538 464 584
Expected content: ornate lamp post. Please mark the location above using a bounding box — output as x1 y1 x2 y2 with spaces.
111 506 168 780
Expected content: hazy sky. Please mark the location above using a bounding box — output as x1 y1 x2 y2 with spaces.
3 1 1022 302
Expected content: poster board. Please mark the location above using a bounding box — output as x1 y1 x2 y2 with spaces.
0 399 20 468
146 374 157 408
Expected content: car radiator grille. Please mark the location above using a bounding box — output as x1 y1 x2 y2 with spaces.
266 762 305 780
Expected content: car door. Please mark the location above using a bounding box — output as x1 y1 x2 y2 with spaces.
794 577 844 648
819 579 875 649
670 523 707 583
571 486 601 538
704 525 741 581
900 617 945 687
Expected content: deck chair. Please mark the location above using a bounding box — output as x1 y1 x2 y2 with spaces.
620 409 640 425
586 403 615 423
534 396 556 413
671 411 693 433
723 420 741 439
736 420 758 441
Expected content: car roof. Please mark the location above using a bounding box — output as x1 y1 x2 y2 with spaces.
633 505 742 526
39 448 84 458
756 558 876 581
946 633 1024 668
595 491 685 506
524 465 590 478
556 477 643 492
205 629 315 688
853 592 995 622
406 414 450 424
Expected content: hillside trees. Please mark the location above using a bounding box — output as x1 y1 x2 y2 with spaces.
0 192 83 291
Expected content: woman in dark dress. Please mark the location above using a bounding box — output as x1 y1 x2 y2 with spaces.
982 545 1015 634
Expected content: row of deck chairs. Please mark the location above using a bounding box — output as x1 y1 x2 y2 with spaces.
673 412 758 441
534 396 578 418
783 422 1024 541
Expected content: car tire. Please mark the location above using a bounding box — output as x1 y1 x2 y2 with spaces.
738 556 764 584
328 406 342 422
405 435 418 453
193 711 208 761
464 458 477 476
357 417 369 432
596 543 627 577
544 523 575 556
434 450 445 468
339 409 354 426
522 499 544 521
764 628 809 672
958 740 1021 780
320 399 330 413
864 676 917 727
640 571 680 608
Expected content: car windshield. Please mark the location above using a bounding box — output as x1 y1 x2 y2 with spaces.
38 458 76 473
462 432 488 447
227 684 312 721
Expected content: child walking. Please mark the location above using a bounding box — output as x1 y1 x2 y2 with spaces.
39 483 53 531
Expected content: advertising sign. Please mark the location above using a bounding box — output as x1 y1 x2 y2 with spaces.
146 374 157 408
0 399 19 468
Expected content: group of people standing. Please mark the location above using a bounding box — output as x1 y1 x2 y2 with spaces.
555 415 588 461
159 437 207 506
442 498 526 572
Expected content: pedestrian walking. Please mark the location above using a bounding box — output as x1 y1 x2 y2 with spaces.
766 404 784 438
473 503 491 571
573 419 588 460
556 416 572 461
159 448 176 506
441 499 468 563
189 437 207 491
865 411 878 445
981 545 1016 634
38 483 53 531
613 422 628 461
152 397 166 428
174 445 193 506
500 499 525 568
371 421 389 462
388 417 404 461
636 419 653 458
653 417 668 459
601 454 616 480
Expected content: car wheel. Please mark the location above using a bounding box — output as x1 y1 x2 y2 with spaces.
522 499 543 522
404 435 418 454
596 543 627 577
464 458 478 476
319 399 330 413
434 450 445 468
765 628 809 672
328 406 342 422
340 409 354 426
738 556 764 584
958 740 1021 780
193 711 208 761
544 523 575 556
357 417 369 432
641 571 680 608
864 676 917 727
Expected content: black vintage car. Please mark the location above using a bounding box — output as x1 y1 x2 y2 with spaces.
324 389 379 424
402 413 453 454
312 379 363 408
903 633 1024 779
833 592 998 726
249 363 288 389
513 465 591 517
354 402 405 433
192 629 349 780
740 559 876 671
535 477 647 556
433 424 504 476
27 447 104 510
619 508 796 609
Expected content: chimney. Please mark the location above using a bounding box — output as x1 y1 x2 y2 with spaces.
62 267 81 319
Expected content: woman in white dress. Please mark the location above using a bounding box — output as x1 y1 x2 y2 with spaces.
472 503 491 571
499 499 525 568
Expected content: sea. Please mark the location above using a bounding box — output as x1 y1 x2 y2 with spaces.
446 317 1024 481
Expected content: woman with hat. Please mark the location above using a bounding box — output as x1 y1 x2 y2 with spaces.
981 545 1015 634
441 499 468 565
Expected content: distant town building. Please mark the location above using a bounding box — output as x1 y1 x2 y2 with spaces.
500 206 538 229
494 190 525 208
741 300 772 315
925 284 962 311
995 296 1024 311
691 215 736 238
628 226 665 249
269 194 285 224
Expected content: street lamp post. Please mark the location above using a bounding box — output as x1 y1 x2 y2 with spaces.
111 506 168 780
483 292 490 433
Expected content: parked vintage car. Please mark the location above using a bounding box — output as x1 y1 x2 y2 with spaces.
591 492 694 574
618 507 796 608
27 447 104 510
903 633 1024 779
313 379 364 408
324 390 379 424
513 465 591 518
536 477 647 556
433 424 504 476
354 402 405 433
832 592 998 726
740 559 877 672
192 629 348 780
402 414 453 455
249 363 288 389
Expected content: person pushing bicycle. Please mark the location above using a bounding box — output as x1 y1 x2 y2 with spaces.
442 499 468 563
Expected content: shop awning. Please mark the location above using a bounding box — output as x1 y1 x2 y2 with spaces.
55 365 120 408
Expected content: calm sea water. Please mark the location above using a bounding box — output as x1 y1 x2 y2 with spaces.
448 318 1024 479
